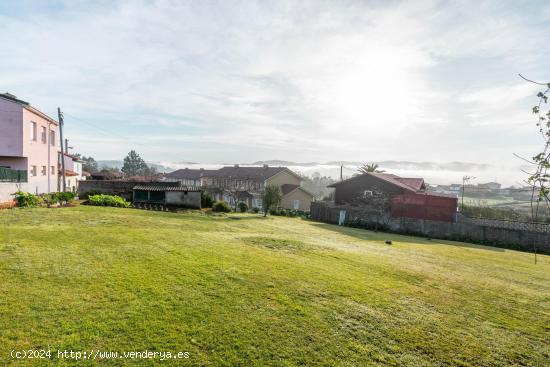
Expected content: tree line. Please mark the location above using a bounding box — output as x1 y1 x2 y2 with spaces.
73 150 159 178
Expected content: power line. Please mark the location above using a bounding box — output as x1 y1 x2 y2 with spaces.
62 112 151 150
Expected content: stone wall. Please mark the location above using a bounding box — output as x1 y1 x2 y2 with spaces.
165 191 201 209
311 202 550 254
78 180 174 200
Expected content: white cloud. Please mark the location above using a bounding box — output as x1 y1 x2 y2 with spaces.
0 0 547 173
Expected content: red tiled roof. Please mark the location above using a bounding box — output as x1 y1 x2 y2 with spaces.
63 169 79 177
394 177 425 191
328 172 423 193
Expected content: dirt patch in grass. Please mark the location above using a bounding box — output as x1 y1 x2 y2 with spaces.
243 236 307 252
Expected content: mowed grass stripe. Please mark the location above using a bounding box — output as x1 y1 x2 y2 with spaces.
0 206 548 366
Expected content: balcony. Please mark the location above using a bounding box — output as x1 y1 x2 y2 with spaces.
0 167 28 183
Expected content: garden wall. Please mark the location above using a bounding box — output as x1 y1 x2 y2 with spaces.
78 180 174 200
311 202 550 254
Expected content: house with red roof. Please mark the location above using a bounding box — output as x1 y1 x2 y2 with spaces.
328 172 458 222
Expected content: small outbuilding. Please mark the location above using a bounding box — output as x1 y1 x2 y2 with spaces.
132 184 202 209
328 172 458 222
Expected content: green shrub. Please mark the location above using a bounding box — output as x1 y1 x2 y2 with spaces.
41 193 59 207
55 191 76 203
212 200 231 213
81 190 101 199
13 191 42 207
88 194 130 208
238 202 248 213
252 207 260 213
201 191 214 208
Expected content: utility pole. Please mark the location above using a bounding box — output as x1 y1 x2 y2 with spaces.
58 107 66 192
340 164 343 181
461 175 475 210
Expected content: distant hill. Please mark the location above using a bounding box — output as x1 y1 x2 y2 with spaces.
97 160 175 173
250 160 320 167
250 160 493 171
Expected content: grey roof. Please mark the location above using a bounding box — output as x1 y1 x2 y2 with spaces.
0 92 29 106
280 184 315 198
206 166 296 181
281 184 300 195
133 184 201 192
164 168 216 180
0 93 58 124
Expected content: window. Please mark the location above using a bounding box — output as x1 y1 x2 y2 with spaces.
41 166 47 176
30 166 37 176
50 131 55 146
30 122 37 141
50 166 55 175
363 190 373 198
293 199 300 210
41 126 47 143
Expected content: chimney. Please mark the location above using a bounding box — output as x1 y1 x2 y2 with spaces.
263 164 268 169
234 164 239 168
200 168 204 171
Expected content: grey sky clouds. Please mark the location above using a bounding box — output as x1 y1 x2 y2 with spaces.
0 0 548 168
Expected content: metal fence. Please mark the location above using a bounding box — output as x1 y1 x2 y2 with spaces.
0 167 28 182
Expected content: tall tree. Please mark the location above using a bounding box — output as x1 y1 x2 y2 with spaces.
261 184 282 217
522 75 550 220
358 163 385 174
81 156 98 173
121 150 148 177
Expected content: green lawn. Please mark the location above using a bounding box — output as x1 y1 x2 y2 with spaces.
1 206 549 366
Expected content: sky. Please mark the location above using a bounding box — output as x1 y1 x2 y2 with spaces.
1 0 549 172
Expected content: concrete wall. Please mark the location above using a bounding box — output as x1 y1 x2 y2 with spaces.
78 180 152 200
166 191 201 209
311 202 550 254
0 182 27 203
0 156 28 170
0 98 24 156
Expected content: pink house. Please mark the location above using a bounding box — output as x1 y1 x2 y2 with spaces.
0 93 60 203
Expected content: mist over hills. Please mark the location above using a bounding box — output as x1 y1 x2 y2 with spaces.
96 159 525 186
251 160 494 171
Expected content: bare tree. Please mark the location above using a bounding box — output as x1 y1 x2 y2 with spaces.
519 74 550 221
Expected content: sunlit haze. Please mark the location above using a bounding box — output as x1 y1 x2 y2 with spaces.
1 0 549 184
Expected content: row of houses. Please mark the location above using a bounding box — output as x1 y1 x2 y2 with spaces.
163 165 315 211
0 93 86 204
0 92 455 218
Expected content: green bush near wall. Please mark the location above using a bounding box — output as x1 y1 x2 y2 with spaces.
13 191 42 207
88 194 130 208
212 200 231 212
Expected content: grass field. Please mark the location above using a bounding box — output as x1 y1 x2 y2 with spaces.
1 206 549 366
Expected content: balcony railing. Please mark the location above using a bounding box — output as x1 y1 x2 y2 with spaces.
0 167 28 183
